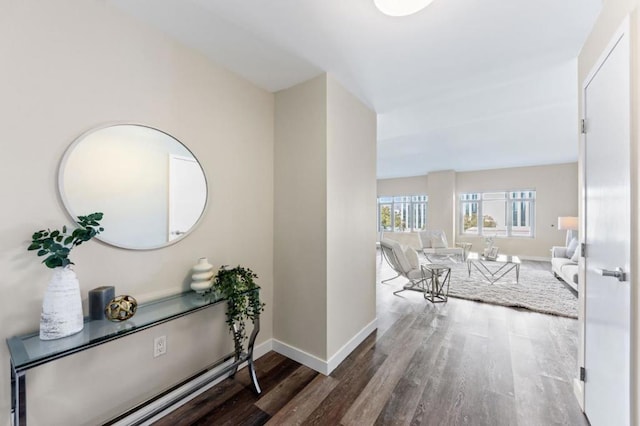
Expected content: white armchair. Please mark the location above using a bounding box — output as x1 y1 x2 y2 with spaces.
380 239 430 295
418 230 466 262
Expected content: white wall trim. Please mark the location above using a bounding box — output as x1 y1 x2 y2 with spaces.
114 339 274 426
273 318 378 376
272 339 330 375
573 378 585 411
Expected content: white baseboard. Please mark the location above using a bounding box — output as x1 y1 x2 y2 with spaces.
272 339 330 375
115 339 273 426
573 378 585 411
273 318 378 376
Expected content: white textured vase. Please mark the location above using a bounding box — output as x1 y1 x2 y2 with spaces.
40 266 84 340
190 257 214 294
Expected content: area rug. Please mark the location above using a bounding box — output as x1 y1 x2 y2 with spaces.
443 262 578 319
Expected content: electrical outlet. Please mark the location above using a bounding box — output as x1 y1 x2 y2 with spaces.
154 335 167 358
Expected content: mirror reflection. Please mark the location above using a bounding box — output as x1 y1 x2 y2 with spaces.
59 124 208 250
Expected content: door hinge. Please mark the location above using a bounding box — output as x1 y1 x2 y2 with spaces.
580 367 586 381
581 242 586 258
581 119 586 134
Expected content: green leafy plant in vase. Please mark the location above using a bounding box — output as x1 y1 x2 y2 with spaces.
28 212 104 268
28 212 104 340
213 265 265 359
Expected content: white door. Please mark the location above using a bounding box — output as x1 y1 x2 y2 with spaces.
583 21 631 426
168 155 207 241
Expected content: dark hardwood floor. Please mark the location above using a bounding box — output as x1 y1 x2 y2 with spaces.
154 253 587 425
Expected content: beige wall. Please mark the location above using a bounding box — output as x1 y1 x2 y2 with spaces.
457 163 578 258
377 163 578 258
0 2 274 424
274 74 377 367
377 175 428 196
274 75 328 359
427 170 457 246
578 0 639 422
326 75 377 356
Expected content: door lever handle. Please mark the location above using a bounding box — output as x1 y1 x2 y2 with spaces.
597 267 626 282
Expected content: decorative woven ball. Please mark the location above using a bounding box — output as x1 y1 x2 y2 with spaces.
105 295 138 322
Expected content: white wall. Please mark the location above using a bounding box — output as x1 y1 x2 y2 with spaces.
274 75 328 359
274 74 377 371
578 0 640 422
0 2 274 424
377 163 578 258
326 75 377 357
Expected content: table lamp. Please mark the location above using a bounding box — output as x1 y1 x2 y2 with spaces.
558 216 578 246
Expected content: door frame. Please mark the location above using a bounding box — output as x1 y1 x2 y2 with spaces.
577 15 638 422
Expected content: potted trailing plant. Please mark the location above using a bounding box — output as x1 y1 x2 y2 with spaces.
28 212 104 340
213 265 265 358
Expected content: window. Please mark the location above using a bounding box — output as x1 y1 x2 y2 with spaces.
377 195 428 232
459 190 535 237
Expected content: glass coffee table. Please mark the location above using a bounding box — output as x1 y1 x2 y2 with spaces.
466 252 521 284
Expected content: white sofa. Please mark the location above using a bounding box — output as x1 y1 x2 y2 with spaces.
551 245 578 293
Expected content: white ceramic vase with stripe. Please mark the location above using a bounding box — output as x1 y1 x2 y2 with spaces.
40 266 84 340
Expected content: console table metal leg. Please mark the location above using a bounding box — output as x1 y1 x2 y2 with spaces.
247 358 261 394
11 361 26 426
246 315 262 394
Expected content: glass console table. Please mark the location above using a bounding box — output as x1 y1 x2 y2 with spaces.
7 289 262 426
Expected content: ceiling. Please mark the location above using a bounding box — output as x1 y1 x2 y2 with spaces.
110 0 602 179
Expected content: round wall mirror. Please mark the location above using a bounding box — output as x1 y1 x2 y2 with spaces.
59 124 208 250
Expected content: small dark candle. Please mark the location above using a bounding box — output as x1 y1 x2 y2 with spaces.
89 286 115 321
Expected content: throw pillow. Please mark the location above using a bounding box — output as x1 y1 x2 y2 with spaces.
571 243 580 262
404 246 420 270
430 234 447 249
566 238 579 259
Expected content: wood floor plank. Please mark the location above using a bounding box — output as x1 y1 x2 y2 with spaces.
151 377 247 426
340 313 432 425
199 358 302 425
301 346 387 425
409 331 467 425
486 309 516 398
375 306 457 425
255 365 318 415
264 374 339 426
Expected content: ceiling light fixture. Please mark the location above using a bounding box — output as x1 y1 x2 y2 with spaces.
374 0 435 16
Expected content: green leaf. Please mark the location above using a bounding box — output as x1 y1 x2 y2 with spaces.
44 256 62 269
30 212 104 269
